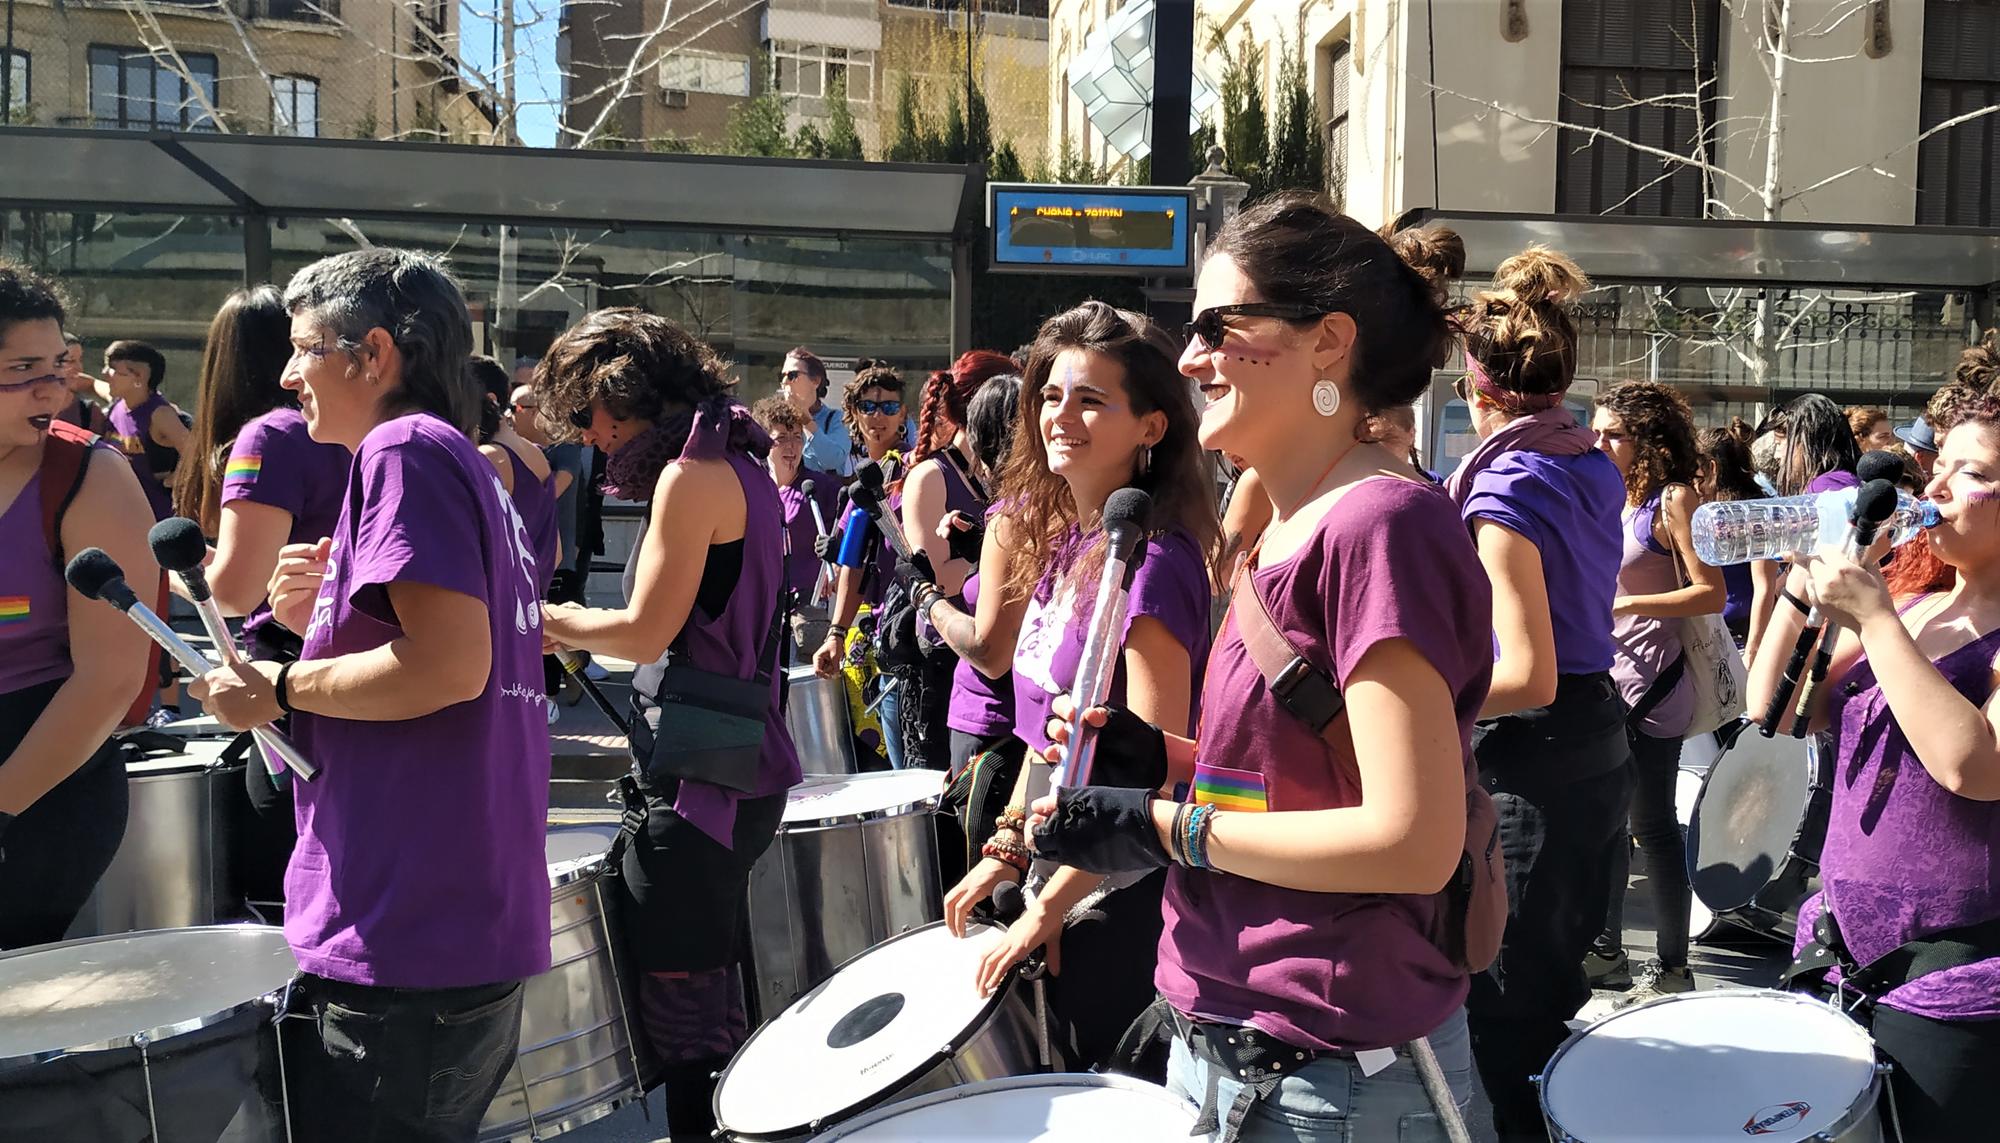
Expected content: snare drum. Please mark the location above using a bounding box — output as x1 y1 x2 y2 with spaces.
480 820 650 1142
0 925 295 1143
806 1073 1198 1140
786 665 857 776
66 737 244 939
744 770 944 1019
1689 724 1827 941
715 921 1039 1140
1540 990 1884 1142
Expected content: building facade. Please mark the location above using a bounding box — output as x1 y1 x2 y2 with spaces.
561 0 1050 160
0 0 494 141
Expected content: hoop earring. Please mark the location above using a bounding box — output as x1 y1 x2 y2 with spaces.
1312 379 1342 418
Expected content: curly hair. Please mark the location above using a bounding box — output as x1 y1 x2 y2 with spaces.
534 307 734 442
0 258 67 337
1000 301 1220 607
913 350 1018 465
1932 386 2000 436
750 394 809 438
843 359 905 422
1953 327 2000 390
1695 421 1762 505
1594 380 1699 507
1465 246 1592 400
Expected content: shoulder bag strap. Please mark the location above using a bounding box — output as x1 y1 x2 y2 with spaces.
1228 557 1345 738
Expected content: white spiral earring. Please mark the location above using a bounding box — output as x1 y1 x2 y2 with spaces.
1311 379 1342 418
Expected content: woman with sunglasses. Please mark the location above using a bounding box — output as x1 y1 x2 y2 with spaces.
1748 377 2000 1139
1444 248 1631 1140
536 308 800 1139
924 301 1217 1074
0 260 155 949
171 285 351 912
1025 202 1487 1141
812 361 913 767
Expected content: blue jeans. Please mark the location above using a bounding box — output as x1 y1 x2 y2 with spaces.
1165 1008 1475 1143
879 680 907 770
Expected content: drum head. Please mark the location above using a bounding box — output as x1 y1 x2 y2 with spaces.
1542 991 1878 1143
545 822 621 887
805 1074 1198 1140
716 921 1008 1136
0 926 295 1059
1689 732 1812 912
780 771 943 828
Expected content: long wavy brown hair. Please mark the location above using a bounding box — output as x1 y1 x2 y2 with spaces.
999 301 1220 606
1595 380 1700 507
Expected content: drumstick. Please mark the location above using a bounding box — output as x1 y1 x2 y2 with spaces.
556 650 630 737
1057 488 1152 789
1785 481 1898 738
802 478 835 607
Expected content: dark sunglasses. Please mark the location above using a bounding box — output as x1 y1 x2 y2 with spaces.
567 405 595 431
855 399 902 417
1183 303 1328 351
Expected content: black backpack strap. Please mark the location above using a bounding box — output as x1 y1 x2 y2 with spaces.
1627 653 1687 727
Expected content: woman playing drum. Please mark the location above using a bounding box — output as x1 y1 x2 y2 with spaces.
1030 196 1490 1142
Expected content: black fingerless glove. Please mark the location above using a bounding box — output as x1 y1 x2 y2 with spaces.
814 528 844 562
896 549 937 587
1030 786 1168 875
946 515 986 564
1076 705 1169 792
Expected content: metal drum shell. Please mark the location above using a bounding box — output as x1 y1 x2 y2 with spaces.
1688 726 1827 943
785 665 857 777
745 775 943 1020
716 923 1040 1141
480 822 650 1143
66 742 242 939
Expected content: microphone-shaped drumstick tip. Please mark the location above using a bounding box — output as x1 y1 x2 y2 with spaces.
147 516 209 574
65 548 138 610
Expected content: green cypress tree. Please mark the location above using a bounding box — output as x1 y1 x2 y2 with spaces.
884 73 926 163
991 138 1026 181
1219 33 1269 196
725 54 795 157
824 73 865 160
1268 31 1325 193
942 87 968 165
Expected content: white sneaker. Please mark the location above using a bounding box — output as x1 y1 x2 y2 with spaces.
1616 960 1695 1008
547 699 561 726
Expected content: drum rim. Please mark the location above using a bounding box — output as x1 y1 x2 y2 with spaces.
0 924 293 1061
1688 732 1816 913
482 1084 645 1142
714 919 1013 1138
545 821 620 889
780 774 944 828
801 1072 1194 1140
1537 988 1882 1141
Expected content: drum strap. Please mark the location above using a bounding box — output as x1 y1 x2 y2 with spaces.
1627 653 1687 727
1783 907 2000 1012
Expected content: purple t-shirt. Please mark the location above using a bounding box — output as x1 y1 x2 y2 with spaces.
1462 448 1624 675
1159 478 1494 1052
947 561 1014 739
222 407 350 641
1806 469 1860 495
289 412 552 989
776 467 838 598
1011 530 1211 756
108 392 176 521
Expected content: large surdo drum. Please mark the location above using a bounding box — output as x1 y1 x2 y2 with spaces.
804 1074 1198 1140
66 736 244 939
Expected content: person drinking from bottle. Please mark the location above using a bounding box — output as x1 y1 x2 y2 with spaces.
171 284 351 914
0 260 155 950
1749 378 2000 1139
191 249 551 1143
534 308 801 1140
1027 199 1492 1142
1588 380 1726 1005
751 396 838 655
923 301 1216 1073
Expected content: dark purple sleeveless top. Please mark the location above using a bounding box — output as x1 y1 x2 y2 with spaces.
502 443 558 596
0 471 72 696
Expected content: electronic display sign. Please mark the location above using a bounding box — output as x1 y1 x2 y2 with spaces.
987 183 1196 276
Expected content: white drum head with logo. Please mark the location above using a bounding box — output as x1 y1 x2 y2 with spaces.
1542 990 1879 1143
544 822 620 887
806 1073 1198 1140
716 921 1005 1136
780 771 942 828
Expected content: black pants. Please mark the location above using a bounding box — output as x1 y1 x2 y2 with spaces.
237 627 303 913
1466 683 1633 1142
1045 869 1168 1072
1871 1004 2000 1140
0 679 129 950
1601 725 1691 968
897 650 957 772
613 775 786 972
943 730 1026 888
280 973 524 1143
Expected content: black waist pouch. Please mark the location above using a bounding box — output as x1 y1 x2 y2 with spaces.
632 664 770 793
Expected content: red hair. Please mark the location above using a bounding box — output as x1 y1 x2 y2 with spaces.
912 350 1018 464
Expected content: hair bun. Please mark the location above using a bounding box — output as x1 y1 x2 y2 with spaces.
1383 225 1466 294
1955 328 2000 391
1493 246 1590 309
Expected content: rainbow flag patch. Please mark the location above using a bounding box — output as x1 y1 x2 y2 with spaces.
0 597 30 626
1194 762 1268 812
224 457 263 481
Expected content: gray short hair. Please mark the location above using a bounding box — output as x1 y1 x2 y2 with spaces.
283 248 477 436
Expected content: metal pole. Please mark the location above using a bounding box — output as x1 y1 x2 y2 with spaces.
1149 0 1194 185
4 0 16 124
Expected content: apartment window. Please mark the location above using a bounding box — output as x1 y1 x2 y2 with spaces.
272 75 319 136
1324 39 1351 213
1917 0 2000 227
88 46 219 131
2 49 27 121
660 51 752 97
1556 0 1720 217
771 42 873 104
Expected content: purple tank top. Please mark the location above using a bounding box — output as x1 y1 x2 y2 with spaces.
1794 613 2000 1020
0 472 73 696
917 449 984 644
109 392 176 520
629 453 803 846
503 443 559 596
1610 494 1692 736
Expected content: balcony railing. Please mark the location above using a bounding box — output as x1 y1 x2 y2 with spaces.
252 0 341 22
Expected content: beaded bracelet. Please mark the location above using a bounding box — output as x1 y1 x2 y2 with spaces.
1183 804 1219 870
995 806 1027 833
982 838 1030 872
1168 802 1193 866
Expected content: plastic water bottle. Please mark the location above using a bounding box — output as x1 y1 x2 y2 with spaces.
1691 488 1939 565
